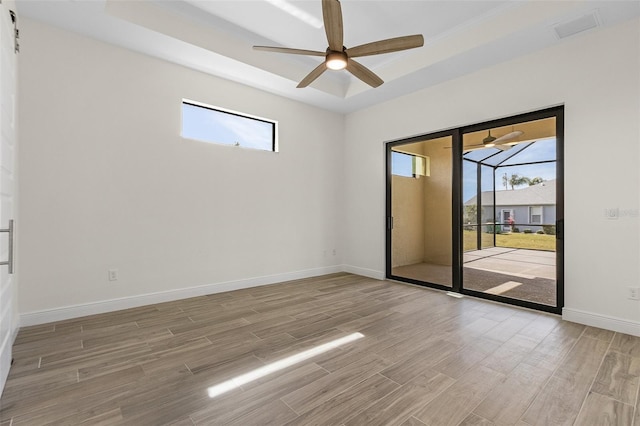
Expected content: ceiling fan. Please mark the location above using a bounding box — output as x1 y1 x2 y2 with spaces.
253 0 424 88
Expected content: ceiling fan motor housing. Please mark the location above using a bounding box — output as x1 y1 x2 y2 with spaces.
483 130 496 144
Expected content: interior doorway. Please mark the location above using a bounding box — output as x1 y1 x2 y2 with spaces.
0 2 18 393
386 107 563 314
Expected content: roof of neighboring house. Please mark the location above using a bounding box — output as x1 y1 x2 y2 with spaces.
465 180 556 206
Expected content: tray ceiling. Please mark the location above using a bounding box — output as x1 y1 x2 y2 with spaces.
16 0 640 113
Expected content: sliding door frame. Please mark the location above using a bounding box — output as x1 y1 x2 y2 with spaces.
385 106 564 315
458 106 564 314
385 128 462 293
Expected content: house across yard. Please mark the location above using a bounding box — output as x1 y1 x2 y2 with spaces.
465 180 556 233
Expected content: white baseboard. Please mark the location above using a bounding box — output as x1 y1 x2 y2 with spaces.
20 265 343 327
11 324 18 345
19 265 639 338
563 308 640 337
342 264 385 280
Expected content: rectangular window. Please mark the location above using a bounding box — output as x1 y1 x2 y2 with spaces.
181 100 277 152
530 206 543 224
391 151 430 178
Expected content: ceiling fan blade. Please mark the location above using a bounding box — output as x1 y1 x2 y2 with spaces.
253 46 325 57
445 144 482 150
297 62 328 88
461 145 496 152
323 0 344 51
494 130 524 145
346 35 424 58
445 143 512 152
346 59 383 88
447 143 492 151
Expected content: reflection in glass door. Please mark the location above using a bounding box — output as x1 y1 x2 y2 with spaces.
387 134 455 289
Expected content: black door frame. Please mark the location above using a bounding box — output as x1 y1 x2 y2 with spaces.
385 106 564 314
385 128 462 293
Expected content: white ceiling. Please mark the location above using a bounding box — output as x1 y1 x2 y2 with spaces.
16 0 640 113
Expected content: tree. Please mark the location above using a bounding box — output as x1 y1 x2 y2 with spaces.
464 204 477 224
508 174 529 190
505 174 545 189
527 177 544 186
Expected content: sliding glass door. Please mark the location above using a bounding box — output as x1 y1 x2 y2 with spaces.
462 114 561 310
386 107 563 314
386 131 460 291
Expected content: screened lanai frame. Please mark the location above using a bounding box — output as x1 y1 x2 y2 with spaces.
386 105 564 314
463 138 558 250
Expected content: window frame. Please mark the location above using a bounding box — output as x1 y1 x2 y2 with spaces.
181 99 279 152
529 205 543 224
391 150 430 178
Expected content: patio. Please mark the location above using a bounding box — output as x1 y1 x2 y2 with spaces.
391 247 556 306
464 247 556 306
464 247 555 280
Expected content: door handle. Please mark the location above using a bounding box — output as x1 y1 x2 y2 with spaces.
0 220 14 274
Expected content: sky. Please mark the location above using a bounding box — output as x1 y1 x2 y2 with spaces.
391 152 415 178
181 103 274 151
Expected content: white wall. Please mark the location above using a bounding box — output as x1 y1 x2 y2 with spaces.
344 18 640 333
17 19 344 319
15 16 640 334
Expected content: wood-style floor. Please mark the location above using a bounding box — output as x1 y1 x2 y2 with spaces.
0 273 638 425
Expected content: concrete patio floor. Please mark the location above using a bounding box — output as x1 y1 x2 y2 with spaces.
391 247 557 306
464 247 556 280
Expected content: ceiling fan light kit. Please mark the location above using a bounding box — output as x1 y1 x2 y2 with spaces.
326 51 347 70
253 0 424 88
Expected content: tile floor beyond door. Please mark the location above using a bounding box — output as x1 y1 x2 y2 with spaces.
0 273 638 426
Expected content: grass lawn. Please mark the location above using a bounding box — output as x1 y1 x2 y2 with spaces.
463 230 556 252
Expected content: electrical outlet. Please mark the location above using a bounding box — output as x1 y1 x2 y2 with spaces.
108 269 119 281
604 208 619 220
628 287 639 300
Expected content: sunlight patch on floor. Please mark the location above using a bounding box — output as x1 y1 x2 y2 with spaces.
484 281 523 295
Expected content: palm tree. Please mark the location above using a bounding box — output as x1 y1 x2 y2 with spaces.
508 174 529 190
506 174 545 189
